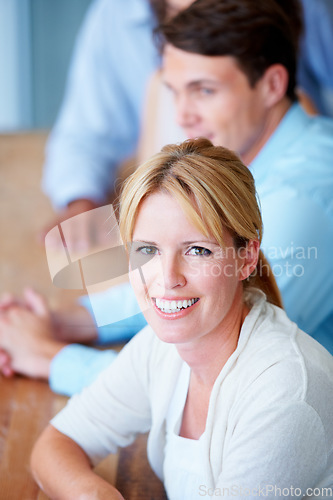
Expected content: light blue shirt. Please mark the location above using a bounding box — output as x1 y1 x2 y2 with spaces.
250 104 333 349
50 104 333 395
42 0 158 208
298 0 333 117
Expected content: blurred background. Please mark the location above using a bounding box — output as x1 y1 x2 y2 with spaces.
0 0 95 304
0 0 92 131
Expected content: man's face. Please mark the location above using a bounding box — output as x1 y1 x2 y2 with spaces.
163 45 271 165
166 0 194 19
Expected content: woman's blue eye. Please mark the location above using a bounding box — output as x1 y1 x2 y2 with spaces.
137 246 158 256
187 246 212 256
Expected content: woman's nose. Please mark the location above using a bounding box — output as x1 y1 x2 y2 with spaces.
159 254 186 290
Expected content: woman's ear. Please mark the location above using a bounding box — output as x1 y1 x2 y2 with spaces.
238 240 260 281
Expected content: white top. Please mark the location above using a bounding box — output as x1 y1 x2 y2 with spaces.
163 362 207 498
52 291 333 499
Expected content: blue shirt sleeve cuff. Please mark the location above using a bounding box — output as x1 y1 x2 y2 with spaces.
49 344 117 396
78 282 147 345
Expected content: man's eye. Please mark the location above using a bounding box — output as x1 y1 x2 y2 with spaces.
187 246 212 256
137 246 158 256
199 87 215 96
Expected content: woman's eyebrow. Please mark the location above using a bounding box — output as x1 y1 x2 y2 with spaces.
132 240 158 245
132 239 219 246
182 239 218 245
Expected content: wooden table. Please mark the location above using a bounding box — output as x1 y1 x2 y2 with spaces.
0 133 166 499
0 376 67 499
0 375 166 500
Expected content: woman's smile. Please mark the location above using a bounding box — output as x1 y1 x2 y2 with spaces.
152 296 200 317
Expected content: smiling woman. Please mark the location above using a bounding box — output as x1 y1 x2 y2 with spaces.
118 140 282 359
30 138 333 500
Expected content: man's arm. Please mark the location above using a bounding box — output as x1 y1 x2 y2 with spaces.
0 284 147 396
261 191 333 349
298 0 333 116
49 283 147 395
42 0 157 210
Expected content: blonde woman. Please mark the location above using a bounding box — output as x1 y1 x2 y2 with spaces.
31 139 333 500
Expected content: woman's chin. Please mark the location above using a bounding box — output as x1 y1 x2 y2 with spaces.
146 315 195 344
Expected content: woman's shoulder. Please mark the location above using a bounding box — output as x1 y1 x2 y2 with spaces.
234 291 333 407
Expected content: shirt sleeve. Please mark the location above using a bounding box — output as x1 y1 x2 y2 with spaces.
51 327 154 464
260 189 333 344
49 344 117 396
42 0 155 208
78 282 147 345
298 0 333 115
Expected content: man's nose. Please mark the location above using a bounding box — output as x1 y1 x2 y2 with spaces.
175 93 197 129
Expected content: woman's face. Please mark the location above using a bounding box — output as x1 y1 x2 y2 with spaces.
129 191 255 349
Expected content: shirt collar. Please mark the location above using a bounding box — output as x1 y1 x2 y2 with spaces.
249 103 310 180
126 0 155 26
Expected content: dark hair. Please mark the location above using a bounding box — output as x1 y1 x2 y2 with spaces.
149 0 167 24
157 0 303 101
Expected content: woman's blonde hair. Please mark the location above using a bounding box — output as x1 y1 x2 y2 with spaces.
119 138 282 307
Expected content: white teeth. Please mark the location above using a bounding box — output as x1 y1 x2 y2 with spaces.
154 298 198 314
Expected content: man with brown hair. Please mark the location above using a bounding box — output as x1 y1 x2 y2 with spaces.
158 0 333 352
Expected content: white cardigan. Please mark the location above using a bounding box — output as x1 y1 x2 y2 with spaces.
52 291 333 499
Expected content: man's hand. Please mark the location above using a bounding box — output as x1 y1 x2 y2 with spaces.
0 291 29 311
39 198 100 251
0 289 66 380
51 307 98 344
0 348 14 377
